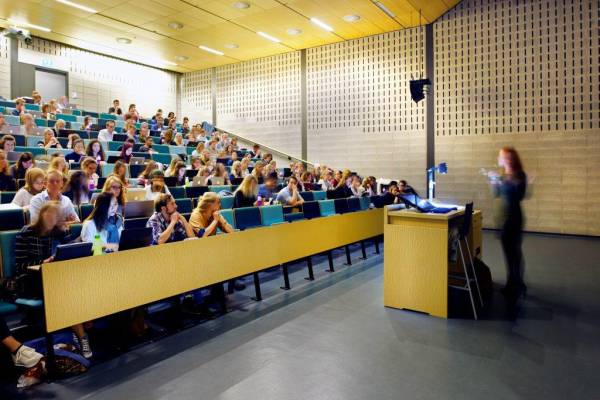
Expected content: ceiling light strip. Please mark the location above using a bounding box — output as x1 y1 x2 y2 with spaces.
199 45 224 56
8 19 51 32
55 0 97 13
257 31 281 43
310 17 333 32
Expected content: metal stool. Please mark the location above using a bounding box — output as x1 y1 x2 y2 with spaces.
449 203 483 319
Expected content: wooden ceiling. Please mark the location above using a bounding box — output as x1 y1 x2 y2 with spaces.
0 0 460 73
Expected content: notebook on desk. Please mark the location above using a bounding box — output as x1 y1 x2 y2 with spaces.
400 194 457 214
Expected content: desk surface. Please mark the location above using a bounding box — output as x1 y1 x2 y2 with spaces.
387 208 465 221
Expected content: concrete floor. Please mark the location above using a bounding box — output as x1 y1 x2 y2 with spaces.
6 231 600 399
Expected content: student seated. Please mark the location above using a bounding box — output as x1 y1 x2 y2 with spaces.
139 136 155 154
145 169 171 201
146 193 194 245
80 157 99 190
15 202 92 358
101 175 126 215
81 192 123 252
258 172 279 202
20 114 37 135
86 139 106 165
12 98 25 116
0 134 16 152
98 120 116 142
350 175 366 197
10 152 34 181
63 170 90 206
65 139 86 163
398 179 418 196
29 169 80 224
1 315 45 388
233 175 259 208
108 99 122 115
381 182 400 205
12 167 46 209
0 150 17 191
276 176 304 207
190 192 234 237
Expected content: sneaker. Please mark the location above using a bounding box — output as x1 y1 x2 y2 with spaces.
79 334 93 359
12 345 43 368
16 360 46 388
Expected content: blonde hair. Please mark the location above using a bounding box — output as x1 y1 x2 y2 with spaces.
48 156 69 176
196 192 219 213
230 161 242 178
235 175 258 198
24 167 46 194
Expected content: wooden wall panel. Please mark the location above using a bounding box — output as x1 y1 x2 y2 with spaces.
434 0 600 235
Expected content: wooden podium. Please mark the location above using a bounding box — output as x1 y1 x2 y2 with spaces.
383 206 482 318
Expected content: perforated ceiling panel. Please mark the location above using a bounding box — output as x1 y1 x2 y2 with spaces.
434 0 600 235
180 70 212 125
0 37 10 99
19 38 178 119
216 52 301 158
306 28 426 191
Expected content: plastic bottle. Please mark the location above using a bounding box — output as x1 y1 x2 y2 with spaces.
256 195 263 206
93 234 103 256
184 176 190 187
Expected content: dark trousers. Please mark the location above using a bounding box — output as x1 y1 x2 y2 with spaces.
501 218 524 297
0 315 10 341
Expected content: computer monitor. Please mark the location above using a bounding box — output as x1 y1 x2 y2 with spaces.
118 227 153 251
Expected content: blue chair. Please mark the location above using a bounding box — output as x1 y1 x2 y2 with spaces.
234 207 262 230
302 201 321 220
370 195 384 208
0 192 16 204
0 100 16 108
347 198 362 212
56 114 77 122
284 212 304 223
35 118 48 127
175 198 193 214
299 191 314 201
334 199 349 214
5 115 20 126
24 103 40 111
359 196 370 210
170 186 186 199
0 134 25 146
220 209 236 229
101 163 116 177
319 200 336 217
209 185 232 193
152 153 173 165
312 191 326 201
260 205 284 226
185 186 208 199
0 209 25 231
152 144 170 154
219 196 234 209
15 147 45 157
79 204 94 221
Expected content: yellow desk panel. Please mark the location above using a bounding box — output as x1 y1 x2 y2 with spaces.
42 208 383 332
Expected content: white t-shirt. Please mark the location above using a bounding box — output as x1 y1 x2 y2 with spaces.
144 185 171 201
98 129 114 142
11 188 34 208
80 218 123 245
28 190 80 224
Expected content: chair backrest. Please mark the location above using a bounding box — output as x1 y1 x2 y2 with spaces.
169 186 186 199
101 163 116 178
15 146 45 157
359 196 370 210
124 217 149 230
79 204 94 221
234 207 262 230
0 209 25 231
185 185 208 199
175 198 193 214
152 144 170 154
129 164 145 179
220 209 236 229
302 201 321 219
5 115 20 126
347 197 362 212
334 198 349 214
370 195 384 209
209 185 232 193
152 153 173 165
0 192 17 204
284 212 304 223
219 195 234 209
0 230 19 278
312 191 326 201
260 205 284 226
319 200 336 217
459 202 474 239
299 191 314 201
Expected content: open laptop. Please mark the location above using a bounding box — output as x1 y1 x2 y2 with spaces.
210 176 224 185
54 242 93 261
130 157 145 165
123 200 154 218
6 151 21 162
125 188 146 202
400 194 457 214
164 176 178 187
118 227 153 251
192 176 208 187
185 169 198 178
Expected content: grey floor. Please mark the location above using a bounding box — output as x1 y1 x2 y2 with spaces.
7 231 600 399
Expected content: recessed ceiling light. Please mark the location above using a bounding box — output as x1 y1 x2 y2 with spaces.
374 1 395 18
8 19 51 32
116 37 132 44
175 55 189 62
224 43 239 49
233 1 250 9
199 45 224 56
286 28 302 35
310 17 334 32
55 0 97 13
343 14 361 22
257 31 281 43
168 21 184 29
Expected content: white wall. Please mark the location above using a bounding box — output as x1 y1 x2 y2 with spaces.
0 36 10 99
19 38 178 118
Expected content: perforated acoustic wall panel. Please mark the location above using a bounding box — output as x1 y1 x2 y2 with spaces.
306 28 427 193
180 70 212 126
215 52 302 158
0 37 10 99
434 0 600 235
19 38 178 118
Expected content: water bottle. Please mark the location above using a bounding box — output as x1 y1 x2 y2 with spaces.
184 176 190 187
93 234 103 256
256 195 263 206
89 180 95 191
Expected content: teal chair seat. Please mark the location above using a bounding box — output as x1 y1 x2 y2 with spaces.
0 191 17 204
0 302 18 315
108 141 123 151
152 153 173 165
56 114 77 122
359 196 370 210
312 191 326 201
219 196 234 209
170 186 186 199
5 115 20 126
0 230 19 278
35 118 48 127
220 209 236 229
260 205 285 226
15 146 46 157
152 144 170 154
15 298 43 308
319 200 336 217
209 185 232 193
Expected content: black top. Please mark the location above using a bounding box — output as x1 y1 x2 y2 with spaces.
381 191 397 206
65 151 84 163
233 191 256 208
497 171 527 226
108 107 122 115
10 165 27 181
0 173 16 191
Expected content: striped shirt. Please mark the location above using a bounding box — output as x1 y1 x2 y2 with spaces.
15 225 73 276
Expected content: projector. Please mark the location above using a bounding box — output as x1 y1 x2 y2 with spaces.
2 26 33 45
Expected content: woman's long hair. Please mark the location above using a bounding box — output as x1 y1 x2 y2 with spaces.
64 170 89 206
235 175 258 198
86 139 106 161
86 192 112 232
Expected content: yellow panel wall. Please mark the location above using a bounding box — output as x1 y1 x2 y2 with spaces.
433 0 600 235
